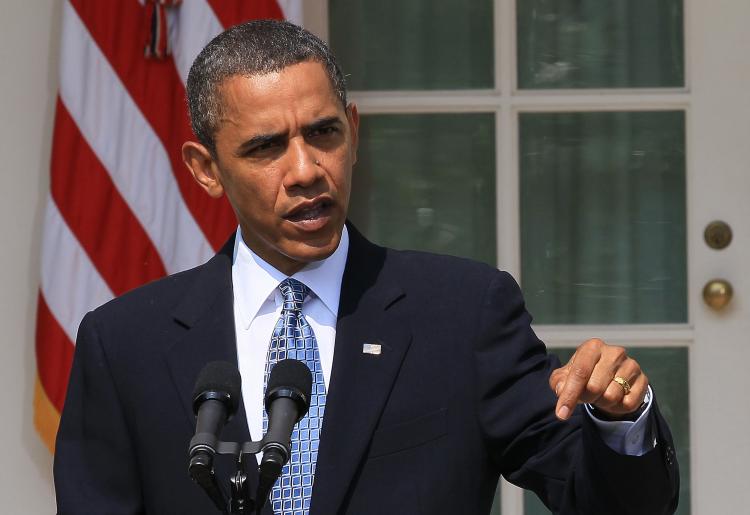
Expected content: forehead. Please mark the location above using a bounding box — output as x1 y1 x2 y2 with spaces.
216 61 343 127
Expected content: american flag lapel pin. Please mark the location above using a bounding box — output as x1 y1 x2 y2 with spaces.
362 343 382 355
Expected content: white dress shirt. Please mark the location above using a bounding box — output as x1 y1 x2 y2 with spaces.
230 225 653 455
232 226 349 442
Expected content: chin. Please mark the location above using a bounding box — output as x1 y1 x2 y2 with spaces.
301 241 340 262
293 233 341 263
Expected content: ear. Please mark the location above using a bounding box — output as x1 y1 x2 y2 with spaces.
182 141 225 198
346 103 360 165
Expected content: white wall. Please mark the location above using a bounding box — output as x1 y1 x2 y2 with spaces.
0 0 59 511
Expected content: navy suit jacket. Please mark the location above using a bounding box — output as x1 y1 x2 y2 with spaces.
55 225 679 514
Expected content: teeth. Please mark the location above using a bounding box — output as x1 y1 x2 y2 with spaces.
294 204 324 220
302 206 321 219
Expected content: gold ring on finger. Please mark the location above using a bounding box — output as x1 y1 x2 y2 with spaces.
613 376 631 395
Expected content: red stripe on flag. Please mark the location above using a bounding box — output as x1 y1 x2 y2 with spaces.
50 98 167 296
206 0 284 29
69 0 236 251
36 293 75 413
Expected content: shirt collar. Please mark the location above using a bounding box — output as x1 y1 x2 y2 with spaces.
232 225 349 328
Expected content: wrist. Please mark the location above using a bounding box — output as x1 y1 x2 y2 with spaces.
587 386 652 422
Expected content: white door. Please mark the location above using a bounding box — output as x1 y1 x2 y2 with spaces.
307 0 750 512
687 0 750 512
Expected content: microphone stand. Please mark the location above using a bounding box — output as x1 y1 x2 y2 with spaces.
189 359 310 514
189 437 278 515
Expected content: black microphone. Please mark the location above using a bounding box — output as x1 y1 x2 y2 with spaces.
256 359 313 511
189 361 242 463
188 361 242 512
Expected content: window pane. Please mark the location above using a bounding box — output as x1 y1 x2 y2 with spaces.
517 0 684 89
349 114 496 266
524 347 690 515
520 111 686 324
329 0 494 90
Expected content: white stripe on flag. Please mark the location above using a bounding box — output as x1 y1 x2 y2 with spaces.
59 1 214 273
40 196 114 343
277 0 304 27
168 0 224 85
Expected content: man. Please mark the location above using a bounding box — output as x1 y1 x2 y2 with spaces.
55 20 679 515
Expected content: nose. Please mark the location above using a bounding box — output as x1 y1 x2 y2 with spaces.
283 137 323 190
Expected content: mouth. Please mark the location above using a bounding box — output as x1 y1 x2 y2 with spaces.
284 197 335 229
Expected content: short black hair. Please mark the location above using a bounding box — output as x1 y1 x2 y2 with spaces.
186 19 348 156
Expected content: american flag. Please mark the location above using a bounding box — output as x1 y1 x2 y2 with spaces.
35 0 302 452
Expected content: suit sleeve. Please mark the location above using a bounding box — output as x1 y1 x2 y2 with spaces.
54 311 144 515
474 271 679 515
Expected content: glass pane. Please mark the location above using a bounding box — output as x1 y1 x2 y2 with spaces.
524 347 690 515
517 0 684 89
329 0 494 90
349 114 496 266
520 111 686 324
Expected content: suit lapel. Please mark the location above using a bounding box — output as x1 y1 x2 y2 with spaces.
311 225 411 515
163 235 262 506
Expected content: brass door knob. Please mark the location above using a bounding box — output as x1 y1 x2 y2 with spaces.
703 279 733 310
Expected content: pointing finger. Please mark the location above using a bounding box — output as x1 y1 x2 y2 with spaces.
555 342 602 420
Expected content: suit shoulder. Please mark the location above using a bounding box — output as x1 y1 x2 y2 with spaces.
90 262 208 321
386 247 510 281
380 247 519 298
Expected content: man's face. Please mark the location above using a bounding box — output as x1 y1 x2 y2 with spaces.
185 61 359 275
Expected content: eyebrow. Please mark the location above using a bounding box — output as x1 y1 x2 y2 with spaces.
235 132 285 157
303 115 342 134
234 115 344 157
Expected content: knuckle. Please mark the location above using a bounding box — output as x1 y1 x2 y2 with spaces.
587 381 606 398
551 366 565 377
548 375 558 389
630 368 641 378
571 365 590 380
602 388 620 404
622 396 640 412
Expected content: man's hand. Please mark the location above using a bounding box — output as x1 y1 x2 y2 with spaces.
549 338 649 421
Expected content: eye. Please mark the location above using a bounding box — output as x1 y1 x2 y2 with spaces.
309 126 339 138
254 140 279 152
240 138 283 158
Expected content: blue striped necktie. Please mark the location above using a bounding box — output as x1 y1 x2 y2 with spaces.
263 278 326 515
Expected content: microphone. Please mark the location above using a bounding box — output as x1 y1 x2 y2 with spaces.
188 361 242 512
256 359 313 510
189 361 242 464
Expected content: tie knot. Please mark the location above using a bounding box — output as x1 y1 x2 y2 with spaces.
279 278 310 312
